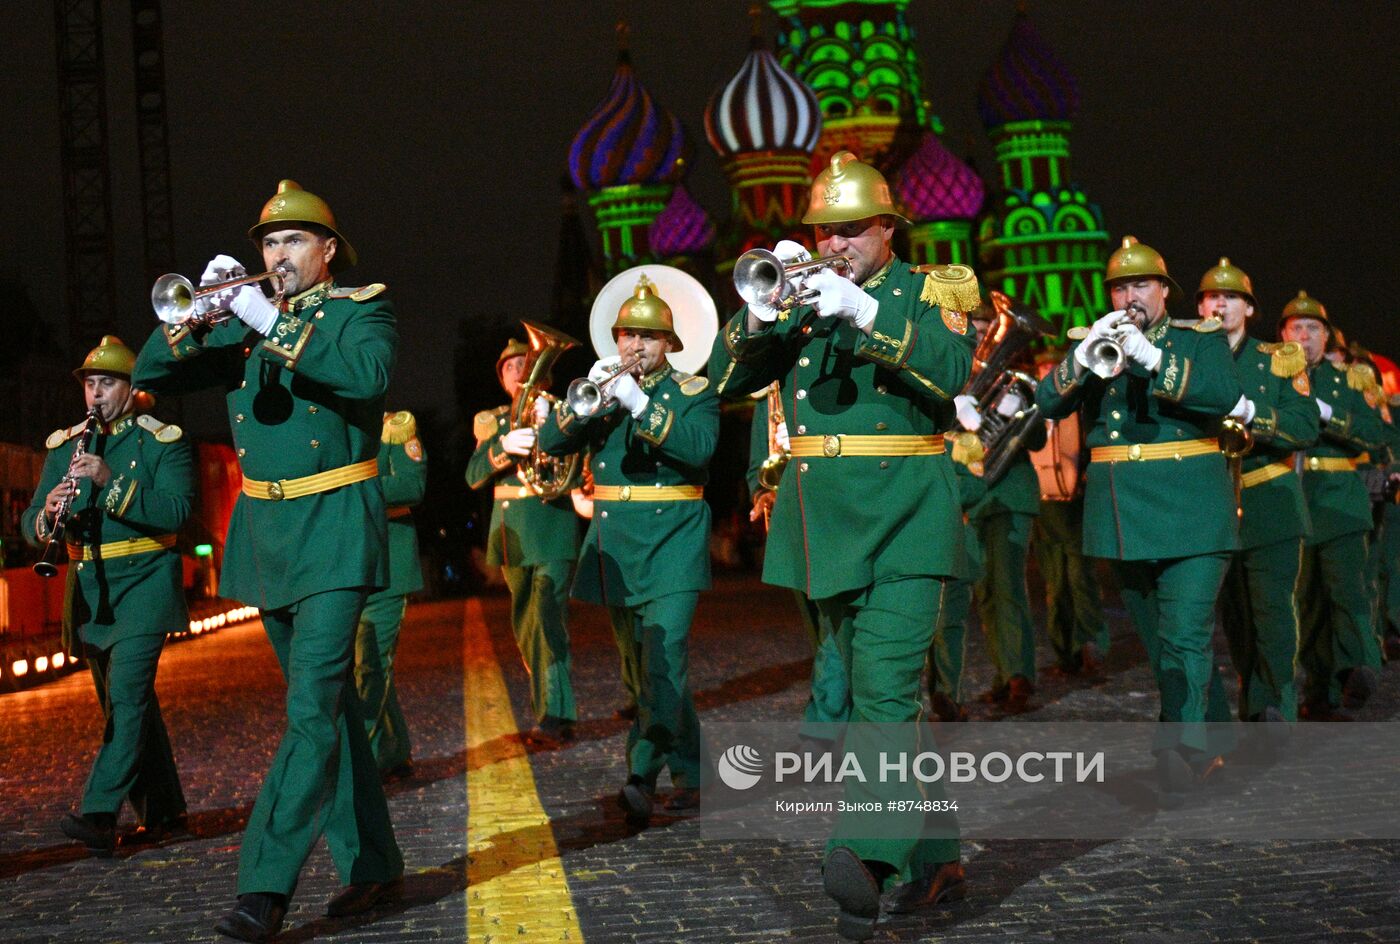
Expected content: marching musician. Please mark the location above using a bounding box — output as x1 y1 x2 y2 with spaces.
1198 260 1318 724
466 336 581 747
1036 237 1246 805
709 150 973 941
22 336 192 856
538 275 719 824
354 410 427 779
928 434 990 723
952 303 1047 713
1279 292 1387 719
135 180 402 940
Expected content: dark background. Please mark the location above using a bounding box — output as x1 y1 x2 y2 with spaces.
4 0 1399 437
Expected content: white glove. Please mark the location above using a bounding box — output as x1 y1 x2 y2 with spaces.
775 421 790 452
954 394 982 432
995 391 1024 418
198 254 246 313
1316 397 1334 423
533 396 551 423
1073 310 1129 373
227 281 279 335
806 269 878 330
611 370 649 418
773 240 811 266
1229 395 1257 425
501 427 536 456
1113 323 1163 373
588 357 619 384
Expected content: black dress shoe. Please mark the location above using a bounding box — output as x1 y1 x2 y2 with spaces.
618 777 654 825
525 716 575 748
121 813 189 847
614 703 639 721
663 787 700 812
1079 641 1105 677
930 692 968 723
325 877 403 917
1384 636 1400 662
381 761 415 784
886 860 967 914
1003 676 1034 714
822 846 881 941
977 684 1009 705
1342 666 1378 711
215 893 286 942
60 812 116 857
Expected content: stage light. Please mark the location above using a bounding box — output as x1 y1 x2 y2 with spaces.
35 656 49 672
53 652 66 669
12 659 28 677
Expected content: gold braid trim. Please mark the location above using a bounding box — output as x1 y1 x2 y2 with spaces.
915 264 980 312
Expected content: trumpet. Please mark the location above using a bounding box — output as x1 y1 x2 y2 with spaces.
34 407 101 578
151 266 289 327
1082 336 1126 379
566 353 645 418
733 248 851 312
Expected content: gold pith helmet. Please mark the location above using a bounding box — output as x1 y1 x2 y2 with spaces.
73 335 135 379
248 179 357 271
1279 290 1330 327
1196 257 1256 306
495 338 529 382
801 150 910 228
1105 236 1182 298
612 275 682 352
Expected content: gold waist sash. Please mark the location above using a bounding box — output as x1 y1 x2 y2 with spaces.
67 533 177 561
1305 455 1359 473
1241 459 1295 489
788 434 945 458
1090 438 1219 463
493 485 534 500
241 458 378 501
592 485 703 502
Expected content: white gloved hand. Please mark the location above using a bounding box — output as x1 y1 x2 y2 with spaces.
773 240 812 265
1316 397 1334 423
1113 323 1163 373
588 357 619 385
806 268 878 330
954 394 982 432
533 396 551 423
1229 395 1257 425
227 281 279 335
198 254 246 313
1073 310 1129 372
775 421 790 452
501 427 536 456
611 370 649 418
995 391 1025 418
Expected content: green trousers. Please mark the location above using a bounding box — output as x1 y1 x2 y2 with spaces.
927 577 970 703
797 590 850 733
973 512 1038 686
1114 554 1232 754
1298 531 1382 707
1366 515 1385 634
239 589 403 897
1385 503 1400 639
1218 538 1303 721
353 595 412 771
816 576 959 884
1034 499 1110 669
503 561 577 723
610 592 702 790
80 633 185 826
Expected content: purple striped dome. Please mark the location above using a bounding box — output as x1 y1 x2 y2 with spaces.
704 36 821 159
648 185 716 257
569 52 689 190
977 13 1079 129
895 133 985 221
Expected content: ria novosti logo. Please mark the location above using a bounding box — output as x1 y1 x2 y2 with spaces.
717 744 764 790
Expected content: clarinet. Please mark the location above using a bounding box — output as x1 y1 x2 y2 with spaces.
34 407 101 578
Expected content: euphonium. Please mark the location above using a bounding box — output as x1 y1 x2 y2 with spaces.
757 382 789 491
34 407 101 578
511 320 582 500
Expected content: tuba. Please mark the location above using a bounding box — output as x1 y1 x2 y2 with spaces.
510 320 582 500
967 291 1054 484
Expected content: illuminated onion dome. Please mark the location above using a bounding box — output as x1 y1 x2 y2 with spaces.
569 51 689 190
648 185 716 257
704 33 821 158
895 132 986 221
976 12 1079 129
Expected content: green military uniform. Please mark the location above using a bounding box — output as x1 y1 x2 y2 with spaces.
135 275 402 898
709 252 973 884
538 364 718 793
466 399 580 728
927 438 988 711
1037 309 1243 755
1295 358 1386 710
1218 336 1318 720
353 411 426 773
23 369 192 833
968 418 1047 694
748 392 847 730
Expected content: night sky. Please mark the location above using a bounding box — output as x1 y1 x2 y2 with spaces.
4 1 1399 439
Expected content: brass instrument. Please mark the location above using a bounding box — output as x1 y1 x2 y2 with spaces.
1219 416 1254 460
733 248 851 312
967 291 1054 485
511 320 582 500
566 353 645 418
1081 335 1126 379
34 407 101 578
151 266 289 327
756 382 789 491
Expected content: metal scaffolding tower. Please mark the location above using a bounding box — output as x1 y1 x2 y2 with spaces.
130 0 177 287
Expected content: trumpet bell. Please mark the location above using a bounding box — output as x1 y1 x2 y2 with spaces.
1084 337 1126 379
151 273 198 325
733 249 786 310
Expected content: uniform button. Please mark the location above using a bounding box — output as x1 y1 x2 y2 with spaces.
799 356 810 367
663 393 671 400
1108 387 1117 396
1175 429 1183 436
796 389 807 400
655 508 662 515
876 385 887 395
797 425 807 434
308 405 318 414
875 422 887 430
799 462 809 472
597 461 606 470
240 381 247 389
1257 362 1265 370
310 440 320 448
315 311 324 319
237 448 246 457
501 500 510 509
1109 431 1120 440
601 510 609 519
879 461 889 469
129 460 137 469
76 562 84 571
1111 411 1121 420
236 414 245 422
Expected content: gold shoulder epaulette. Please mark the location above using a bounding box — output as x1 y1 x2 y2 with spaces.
45 423 84 450
914 264 980 313
330 284 388 301
1168 317 1221 332
1347 362 1376 392
381 410 417 444
1267 340 1307 378
136 414 184 443
474 409 499 444
1257 341 1279 354
1066 326 1090 341
673 371 709 396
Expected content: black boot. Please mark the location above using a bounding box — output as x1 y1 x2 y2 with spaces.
214 892 287 942
60 812 116 857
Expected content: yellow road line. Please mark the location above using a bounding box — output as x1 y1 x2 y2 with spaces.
464 597 582 942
